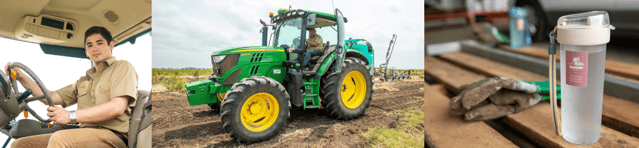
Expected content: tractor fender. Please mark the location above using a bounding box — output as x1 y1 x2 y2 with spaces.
345 51 369 65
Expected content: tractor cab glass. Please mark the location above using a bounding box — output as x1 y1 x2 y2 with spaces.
307 26 337 46
274 17 304 50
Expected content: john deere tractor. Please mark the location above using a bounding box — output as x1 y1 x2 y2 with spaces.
185 8 374 143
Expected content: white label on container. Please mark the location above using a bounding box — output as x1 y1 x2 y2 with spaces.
517 18 525 31
566 50 588 87
273 69 281 74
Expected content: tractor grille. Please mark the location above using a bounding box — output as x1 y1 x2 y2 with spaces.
249 65 260 75
211 54 239 78
250 53 265 63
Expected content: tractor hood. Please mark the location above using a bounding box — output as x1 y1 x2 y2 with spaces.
212 46 285 55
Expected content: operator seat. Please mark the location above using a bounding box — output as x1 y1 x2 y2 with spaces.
128 90 152 148
307 41 330 70
308 43 337 72
309 41 329 61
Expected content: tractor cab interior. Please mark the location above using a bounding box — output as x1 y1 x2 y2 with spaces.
299 26 338 74
0 0 151 147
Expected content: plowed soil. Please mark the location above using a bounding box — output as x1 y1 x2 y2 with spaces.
152 77 424 148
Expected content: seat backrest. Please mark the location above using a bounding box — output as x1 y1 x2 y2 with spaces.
312 43 337 72
321 41 329 53
128 90 152 148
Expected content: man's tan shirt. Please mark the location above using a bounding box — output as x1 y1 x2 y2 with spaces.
56 56 138 133
306 34 324 52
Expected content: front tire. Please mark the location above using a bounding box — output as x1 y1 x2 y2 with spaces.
321 57 373 119
220 76 290 143
207 103 220 111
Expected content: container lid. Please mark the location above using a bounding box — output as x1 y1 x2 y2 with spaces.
556 11 615 46
509 7 526 18
557 11 614 29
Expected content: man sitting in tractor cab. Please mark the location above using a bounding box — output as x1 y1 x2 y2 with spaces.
7 26 136 148
295 27 324 69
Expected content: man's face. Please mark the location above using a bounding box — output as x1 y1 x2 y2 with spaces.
309 29 316 36
85 34 114 64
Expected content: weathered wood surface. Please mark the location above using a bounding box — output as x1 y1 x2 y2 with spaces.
423 82 517 148
439 51 639 138
425 55 639 147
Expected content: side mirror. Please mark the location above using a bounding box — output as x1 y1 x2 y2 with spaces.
307 14 316 26
260 19 268 27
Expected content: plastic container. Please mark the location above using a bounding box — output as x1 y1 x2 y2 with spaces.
555 11 615 145
509 7 531 49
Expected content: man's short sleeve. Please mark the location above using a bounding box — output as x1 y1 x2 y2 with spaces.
110 61 138 107
55 80 81 108
312 35 324 51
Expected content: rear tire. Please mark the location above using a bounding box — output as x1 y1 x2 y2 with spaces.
321 57 373 119
220 76 290 143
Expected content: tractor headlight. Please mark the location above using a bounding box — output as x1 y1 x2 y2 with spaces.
211 55 228 64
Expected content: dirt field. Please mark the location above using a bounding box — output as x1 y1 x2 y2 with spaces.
152 77 424 147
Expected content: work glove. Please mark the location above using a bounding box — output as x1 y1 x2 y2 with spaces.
450 77 542 121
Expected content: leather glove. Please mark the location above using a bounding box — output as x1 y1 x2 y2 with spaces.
450 77 542 121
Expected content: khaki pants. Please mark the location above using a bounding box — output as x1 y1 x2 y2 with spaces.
11 128 126 148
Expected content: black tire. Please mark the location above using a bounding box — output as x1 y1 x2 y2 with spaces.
220 76 291 143
207 103 220 111
321 57 373 119
516 0 548 41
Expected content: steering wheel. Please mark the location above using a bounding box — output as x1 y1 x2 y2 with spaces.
292 37 301 49
6 62 55 122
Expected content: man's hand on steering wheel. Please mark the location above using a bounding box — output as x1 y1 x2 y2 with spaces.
5 62 25 81
47 106 71 125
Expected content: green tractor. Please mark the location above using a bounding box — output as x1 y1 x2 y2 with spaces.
184 8 374 143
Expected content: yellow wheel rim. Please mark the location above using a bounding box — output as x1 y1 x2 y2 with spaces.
340 71 367 109
217 92 226 102
241 93 279 132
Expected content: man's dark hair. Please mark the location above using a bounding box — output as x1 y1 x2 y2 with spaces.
84 26 113 46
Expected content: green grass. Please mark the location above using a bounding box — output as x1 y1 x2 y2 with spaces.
152 70 213 76
163 75 187 91
362 127 423 148
152 70 211 91
361 107 425 148
397 107 424 129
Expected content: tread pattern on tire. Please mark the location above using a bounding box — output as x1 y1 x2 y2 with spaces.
320 57 373 120
219 76 291 143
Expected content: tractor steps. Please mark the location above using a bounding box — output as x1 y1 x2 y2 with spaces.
303 80 321 109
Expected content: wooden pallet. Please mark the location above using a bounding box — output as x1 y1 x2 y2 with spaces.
423 82 517 147
424 54 639 147
438 52 639 138
498 45 639 83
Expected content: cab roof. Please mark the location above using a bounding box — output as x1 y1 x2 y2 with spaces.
0 0 151 58
270 9 347 28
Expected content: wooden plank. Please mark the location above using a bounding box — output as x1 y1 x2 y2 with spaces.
440 51 639 138
498 45 639 82
424 56 486 93
423 82 517 148
424 54 639 147
430 84 450 98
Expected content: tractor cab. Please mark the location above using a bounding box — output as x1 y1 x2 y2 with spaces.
268 9 347 76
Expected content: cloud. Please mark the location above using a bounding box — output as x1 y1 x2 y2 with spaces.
153 0 424 69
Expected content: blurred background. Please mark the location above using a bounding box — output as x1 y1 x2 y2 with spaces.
424 0 639 64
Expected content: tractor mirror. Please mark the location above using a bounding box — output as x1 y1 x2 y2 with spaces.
307 14 316 26
260 19 267 27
